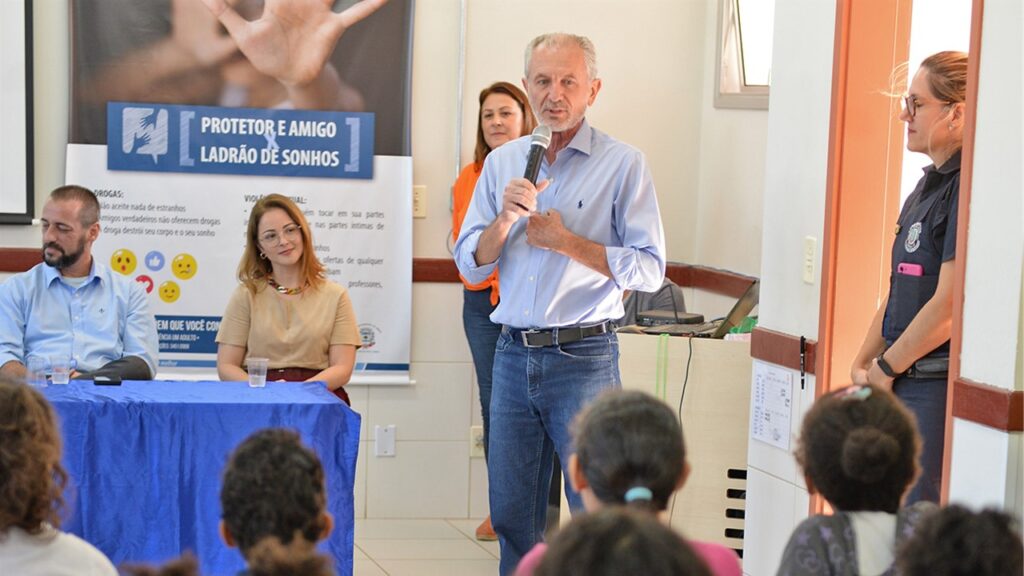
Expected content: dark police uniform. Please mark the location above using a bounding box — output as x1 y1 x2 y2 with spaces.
882 149 960 504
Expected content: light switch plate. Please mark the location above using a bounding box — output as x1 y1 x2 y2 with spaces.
802 236 816 284
413 185 426 219
374 424 396 457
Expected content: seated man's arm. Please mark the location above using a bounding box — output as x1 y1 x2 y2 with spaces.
0 280 28 378
75 356 153 381
120 280 159 379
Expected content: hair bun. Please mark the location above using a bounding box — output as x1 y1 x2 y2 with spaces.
841 427 900 483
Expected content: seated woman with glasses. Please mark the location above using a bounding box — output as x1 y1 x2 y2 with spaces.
216 194 361 404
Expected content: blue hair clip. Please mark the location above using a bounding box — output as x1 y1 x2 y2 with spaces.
624 486 653 503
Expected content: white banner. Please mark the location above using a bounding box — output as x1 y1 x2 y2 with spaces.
66 144 412 384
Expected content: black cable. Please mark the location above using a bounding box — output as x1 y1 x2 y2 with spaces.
678 335 694 420
669 333 694 528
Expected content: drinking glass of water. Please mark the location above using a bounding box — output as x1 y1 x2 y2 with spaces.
50 355 71 385
247 357 268 388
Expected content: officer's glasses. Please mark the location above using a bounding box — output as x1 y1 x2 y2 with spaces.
902 95 952 120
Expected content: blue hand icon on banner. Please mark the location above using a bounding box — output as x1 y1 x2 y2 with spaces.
122 107 169 163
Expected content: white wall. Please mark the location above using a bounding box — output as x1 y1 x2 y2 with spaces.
691 0 769 318
753 0 832 340
947 0 1023 513
14 0 770 521
743 0 835 573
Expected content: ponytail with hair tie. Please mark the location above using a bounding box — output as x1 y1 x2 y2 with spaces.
624 486 653 503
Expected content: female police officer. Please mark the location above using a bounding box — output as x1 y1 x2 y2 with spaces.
850 51 968 504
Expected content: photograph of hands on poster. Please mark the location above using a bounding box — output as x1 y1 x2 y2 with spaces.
70 0 411 156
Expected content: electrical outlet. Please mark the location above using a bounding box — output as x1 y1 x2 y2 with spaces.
374 425 396 457
469 425 485 458
413 185 426 219
802 236 816 284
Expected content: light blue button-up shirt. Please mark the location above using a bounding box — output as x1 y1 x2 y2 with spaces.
455 120 665 329
0 260 158 376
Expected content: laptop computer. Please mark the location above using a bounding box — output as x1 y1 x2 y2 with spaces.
642 280 759 339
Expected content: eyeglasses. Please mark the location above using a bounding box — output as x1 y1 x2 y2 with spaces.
902 95 952 120
258 224 302 247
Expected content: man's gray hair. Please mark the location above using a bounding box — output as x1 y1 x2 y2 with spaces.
524 33 598 81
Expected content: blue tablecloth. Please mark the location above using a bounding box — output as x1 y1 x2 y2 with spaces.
43 380 361 576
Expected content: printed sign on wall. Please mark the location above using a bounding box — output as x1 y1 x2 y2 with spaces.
107 103 374 179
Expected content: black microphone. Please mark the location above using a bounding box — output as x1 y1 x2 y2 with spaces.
515 125 552 212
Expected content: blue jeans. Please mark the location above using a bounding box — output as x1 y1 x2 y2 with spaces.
489 327 620 575
462 288 501 461
893 376 948 504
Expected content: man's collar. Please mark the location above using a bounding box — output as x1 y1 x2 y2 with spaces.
44 258 100 286
564 118 593 156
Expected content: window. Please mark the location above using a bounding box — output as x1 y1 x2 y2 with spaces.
715 0 774 109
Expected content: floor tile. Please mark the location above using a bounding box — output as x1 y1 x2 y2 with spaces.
353 543 369 560
475 539 500 559
355 518 465 540
375 559 499 576
356 538 493 561
352 559 388 576
445 518 484 539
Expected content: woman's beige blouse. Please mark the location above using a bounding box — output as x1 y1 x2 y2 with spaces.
216 281 361 370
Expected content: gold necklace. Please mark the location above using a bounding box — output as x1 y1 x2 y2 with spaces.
268 276 305 295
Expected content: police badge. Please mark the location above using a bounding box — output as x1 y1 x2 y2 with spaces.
905 222 923 253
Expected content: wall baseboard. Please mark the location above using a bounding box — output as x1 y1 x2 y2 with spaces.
953 378 1023 433
750 326 817 373
412 257 757 298
0 247 41 273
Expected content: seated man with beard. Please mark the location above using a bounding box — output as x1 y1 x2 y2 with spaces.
0 185 158 380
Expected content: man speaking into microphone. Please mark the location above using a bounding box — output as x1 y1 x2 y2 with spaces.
454 32 665 574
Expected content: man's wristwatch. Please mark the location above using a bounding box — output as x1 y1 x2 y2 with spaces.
876 352 899 378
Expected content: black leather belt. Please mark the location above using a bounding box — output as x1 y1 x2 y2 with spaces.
506 321 610 348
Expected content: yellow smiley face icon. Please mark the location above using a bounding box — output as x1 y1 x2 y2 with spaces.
171 253 198 280
158 280 180 303
110 249 137 275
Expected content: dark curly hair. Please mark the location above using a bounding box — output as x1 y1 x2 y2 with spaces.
535 507 711 576
573 390 685 513
0 376 69 533
220 429 327 556
247 536 334 576
898 505 1023 576
796 384 920 512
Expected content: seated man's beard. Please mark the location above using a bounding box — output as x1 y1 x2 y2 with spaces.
43 239 85 270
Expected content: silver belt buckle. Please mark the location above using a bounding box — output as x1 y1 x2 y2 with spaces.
521 329 544 348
